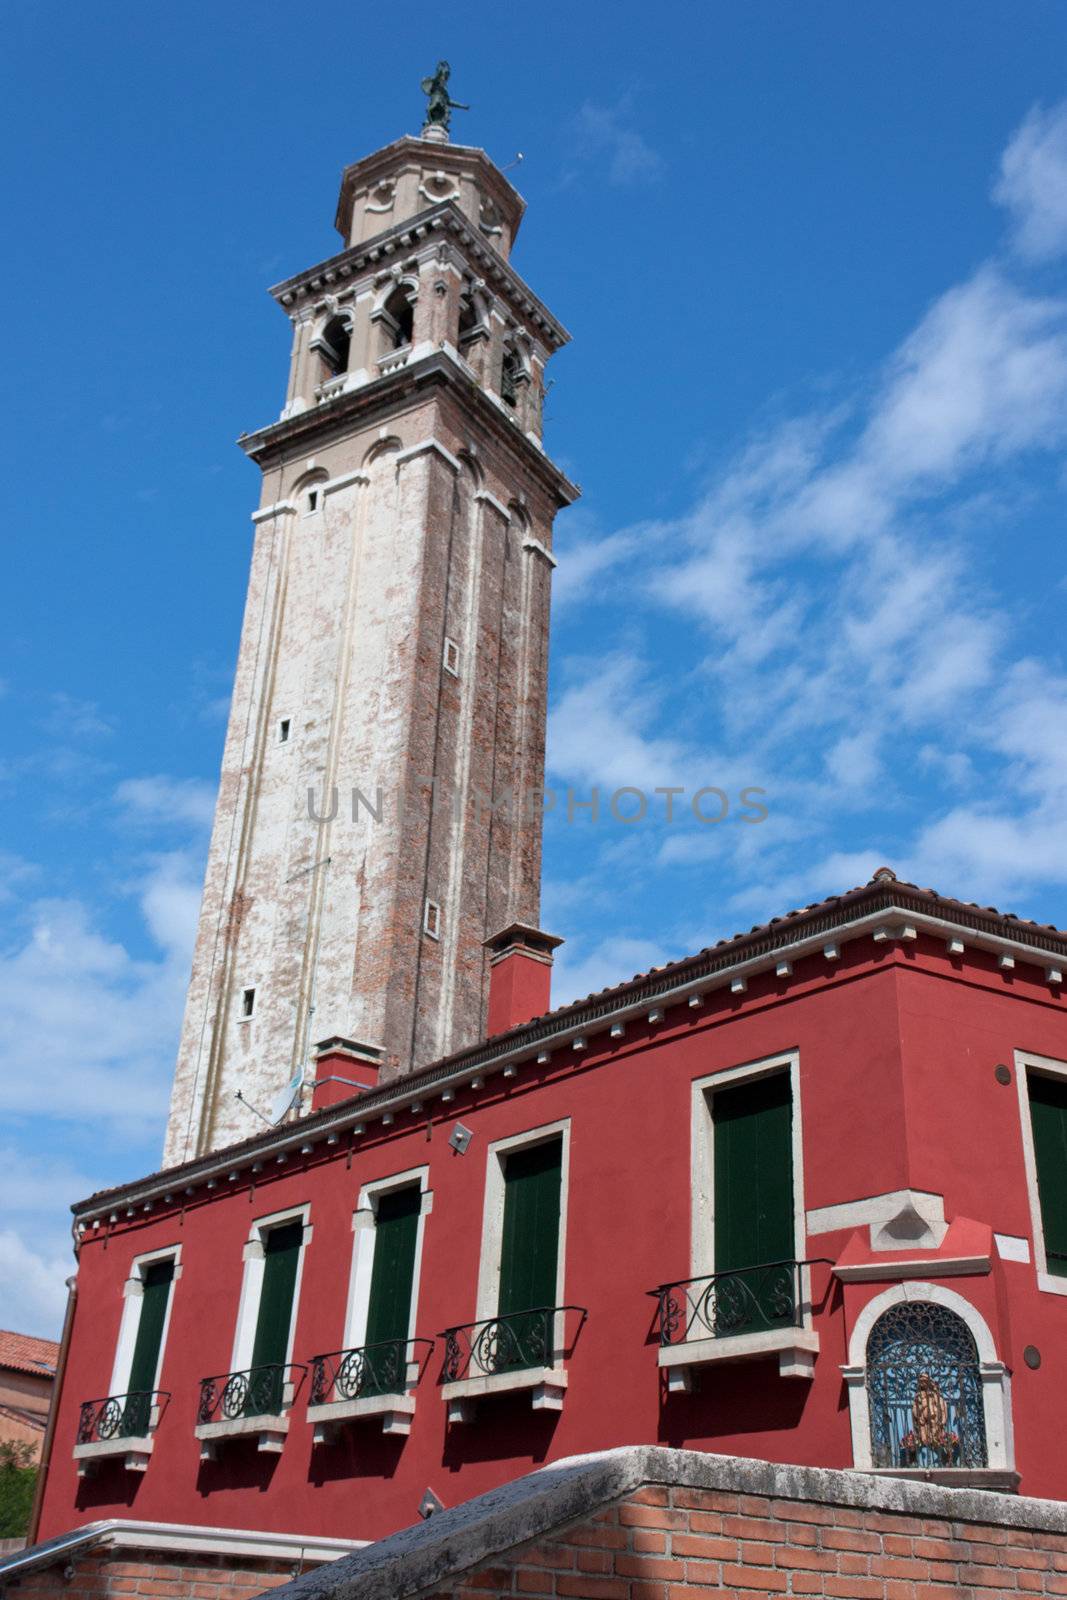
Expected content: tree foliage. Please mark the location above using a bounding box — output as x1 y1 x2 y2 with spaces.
0 1440 38 1538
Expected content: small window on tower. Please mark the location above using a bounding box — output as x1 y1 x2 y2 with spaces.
306 489 319 514
423 900 441 941
501 345 526 411
443 638 460 677
383 286 415 351
278 719 291 744
240 987 256 1020
319 315 350 378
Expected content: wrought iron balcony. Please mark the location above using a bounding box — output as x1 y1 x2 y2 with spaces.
441 1306 585 1382
309 1339 434 1406
654 1260 812 1345
77 1390 167 1444
197 1363 305 1424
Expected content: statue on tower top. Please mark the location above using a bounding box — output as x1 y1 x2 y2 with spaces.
420 61 469 139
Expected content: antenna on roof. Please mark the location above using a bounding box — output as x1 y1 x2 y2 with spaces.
235 1066 305 1129
501 152 525 173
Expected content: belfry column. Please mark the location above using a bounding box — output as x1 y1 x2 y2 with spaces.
164 84 577 1166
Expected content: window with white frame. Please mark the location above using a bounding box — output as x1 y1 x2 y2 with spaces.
1016 1052 1067 1292
338 1167 431 1398
107 1246 181 1436
473 1121 570 1373
688 1053 805 1341
229 1207 311 1417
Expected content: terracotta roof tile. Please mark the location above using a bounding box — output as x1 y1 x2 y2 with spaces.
0 1330 59 1377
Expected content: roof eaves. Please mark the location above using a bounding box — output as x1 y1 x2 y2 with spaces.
70 877 1067 1222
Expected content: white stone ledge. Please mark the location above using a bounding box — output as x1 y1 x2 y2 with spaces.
442 1365 567 1423
72 1434 153 1477
0 1521 364 1584
659 1327 819 1386
833 1255 991 1282
252 500 298 524
475 489 511 521
308 1393 415 1442
322 470 370 496
395 438 461 473
194 1413 290 1459
521 536 557 567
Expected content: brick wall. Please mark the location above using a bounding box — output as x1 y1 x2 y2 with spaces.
3 1548 315 1599
427 1482 1067 1600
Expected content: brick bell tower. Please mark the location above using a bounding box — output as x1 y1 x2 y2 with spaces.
164 76 577 1165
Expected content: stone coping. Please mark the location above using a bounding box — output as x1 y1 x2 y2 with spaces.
0 1519 363 1582
262 1444 1067 1600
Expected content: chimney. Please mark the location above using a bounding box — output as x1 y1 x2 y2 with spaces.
483 924 563 1037
311 1037 384 1112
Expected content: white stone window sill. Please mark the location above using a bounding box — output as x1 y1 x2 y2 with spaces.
194 1413 290 1460
73 1434 154 1477
833 1255 991 1282
659 1327 819 1389
308 1392 415 1442
1037 1270 1067 1296
442 1365 567 1424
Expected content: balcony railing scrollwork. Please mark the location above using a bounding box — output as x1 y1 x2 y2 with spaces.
77 1390 167 1444
309 1338 434 1406
197 1363 305 1424
654 1259 831 1345
441 1306 586 1383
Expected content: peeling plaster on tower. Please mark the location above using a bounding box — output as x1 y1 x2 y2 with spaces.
164 120 578 1166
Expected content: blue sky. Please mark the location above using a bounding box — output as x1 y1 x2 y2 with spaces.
4 2 1067 1334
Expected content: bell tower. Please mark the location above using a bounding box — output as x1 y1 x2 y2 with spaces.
164 80 577 1166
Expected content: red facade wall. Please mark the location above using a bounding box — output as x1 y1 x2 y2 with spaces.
36 934 1067 1546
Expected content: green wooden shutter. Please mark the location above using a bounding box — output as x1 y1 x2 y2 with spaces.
123 1258 173 1435
247 1218 303 1413
713 1073 794 1333
1029 1073 1067 1276
496 1138 562 1370
363 1186 421 1393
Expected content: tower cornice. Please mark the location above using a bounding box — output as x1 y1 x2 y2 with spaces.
237 347 580 507
268 201 569 352
333 135 527 247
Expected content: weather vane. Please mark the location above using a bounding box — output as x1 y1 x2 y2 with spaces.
420 61 469 137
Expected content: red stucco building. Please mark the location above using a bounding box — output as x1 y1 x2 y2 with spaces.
29 871 1067 1560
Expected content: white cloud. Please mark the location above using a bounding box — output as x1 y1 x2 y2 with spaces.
545 101 1067 959
858 268 1067 486
0 852 38 904
42 692 114 741
552 933 673 1008
995 102 1067 261
116 774 216 831
0 1230 72 1340
571 100 663 186
553 527 643 609
0 761 212 1340
0 889 188 1129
